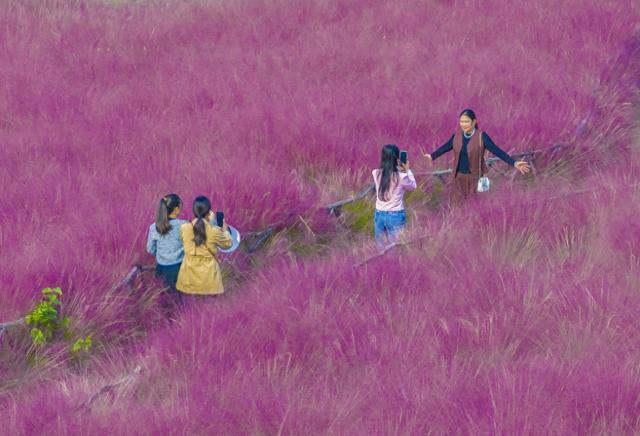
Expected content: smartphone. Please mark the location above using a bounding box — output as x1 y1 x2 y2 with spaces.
400 150 408 164
215 211 224 228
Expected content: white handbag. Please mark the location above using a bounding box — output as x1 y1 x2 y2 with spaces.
476 132 490 193
477 176 490 192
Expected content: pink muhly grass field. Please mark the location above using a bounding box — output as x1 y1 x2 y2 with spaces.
0 0 638 314
5 178 640 434
1 0 639 433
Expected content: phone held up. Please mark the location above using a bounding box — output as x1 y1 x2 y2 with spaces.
400 150 408 165
215 211 224 228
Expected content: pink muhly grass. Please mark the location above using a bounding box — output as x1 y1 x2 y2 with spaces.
0 0 639 434
4 173 640 433
1 0 638 316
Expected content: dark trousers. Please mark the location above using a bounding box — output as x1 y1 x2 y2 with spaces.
452 173 478 203
155 263 184 306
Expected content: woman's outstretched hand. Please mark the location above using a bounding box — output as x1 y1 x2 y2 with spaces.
420 147 432 164
399 160 411 172
514 160 531 174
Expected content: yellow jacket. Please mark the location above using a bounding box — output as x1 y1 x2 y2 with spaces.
176 220 233 295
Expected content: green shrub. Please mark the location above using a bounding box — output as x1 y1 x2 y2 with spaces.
23 287 94 362
24 287 68 346
71 335 93 354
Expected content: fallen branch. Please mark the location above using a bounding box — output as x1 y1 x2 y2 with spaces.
355 234 432 267
0 319 24 330
412 169 453 178
0 319 25 338
79 364 142 412
110 264 155 292
325 183 375 214
246 227 276 253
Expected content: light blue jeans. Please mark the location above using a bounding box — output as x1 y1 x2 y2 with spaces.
374 209 406 247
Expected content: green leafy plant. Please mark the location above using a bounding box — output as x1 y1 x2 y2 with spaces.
71 335 93 354
23 287 95 366
24 287 68 346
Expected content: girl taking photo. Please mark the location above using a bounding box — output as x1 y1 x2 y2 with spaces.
176 196 233 297
372 144 417 246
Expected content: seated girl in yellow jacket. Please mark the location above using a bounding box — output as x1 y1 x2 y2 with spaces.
176 196 233 296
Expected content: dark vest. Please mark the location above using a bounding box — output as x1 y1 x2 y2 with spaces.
452 129 488 178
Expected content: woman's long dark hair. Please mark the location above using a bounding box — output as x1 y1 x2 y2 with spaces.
155 194 182 235
192 196 211 246
377 144 400 201
459 108 479 129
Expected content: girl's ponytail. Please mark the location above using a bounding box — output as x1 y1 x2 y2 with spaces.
155 194 182 235
192 196 212 246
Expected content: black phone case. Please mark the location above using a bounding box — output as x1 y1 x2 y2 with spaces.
400 151 408 164
216 211 224 227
